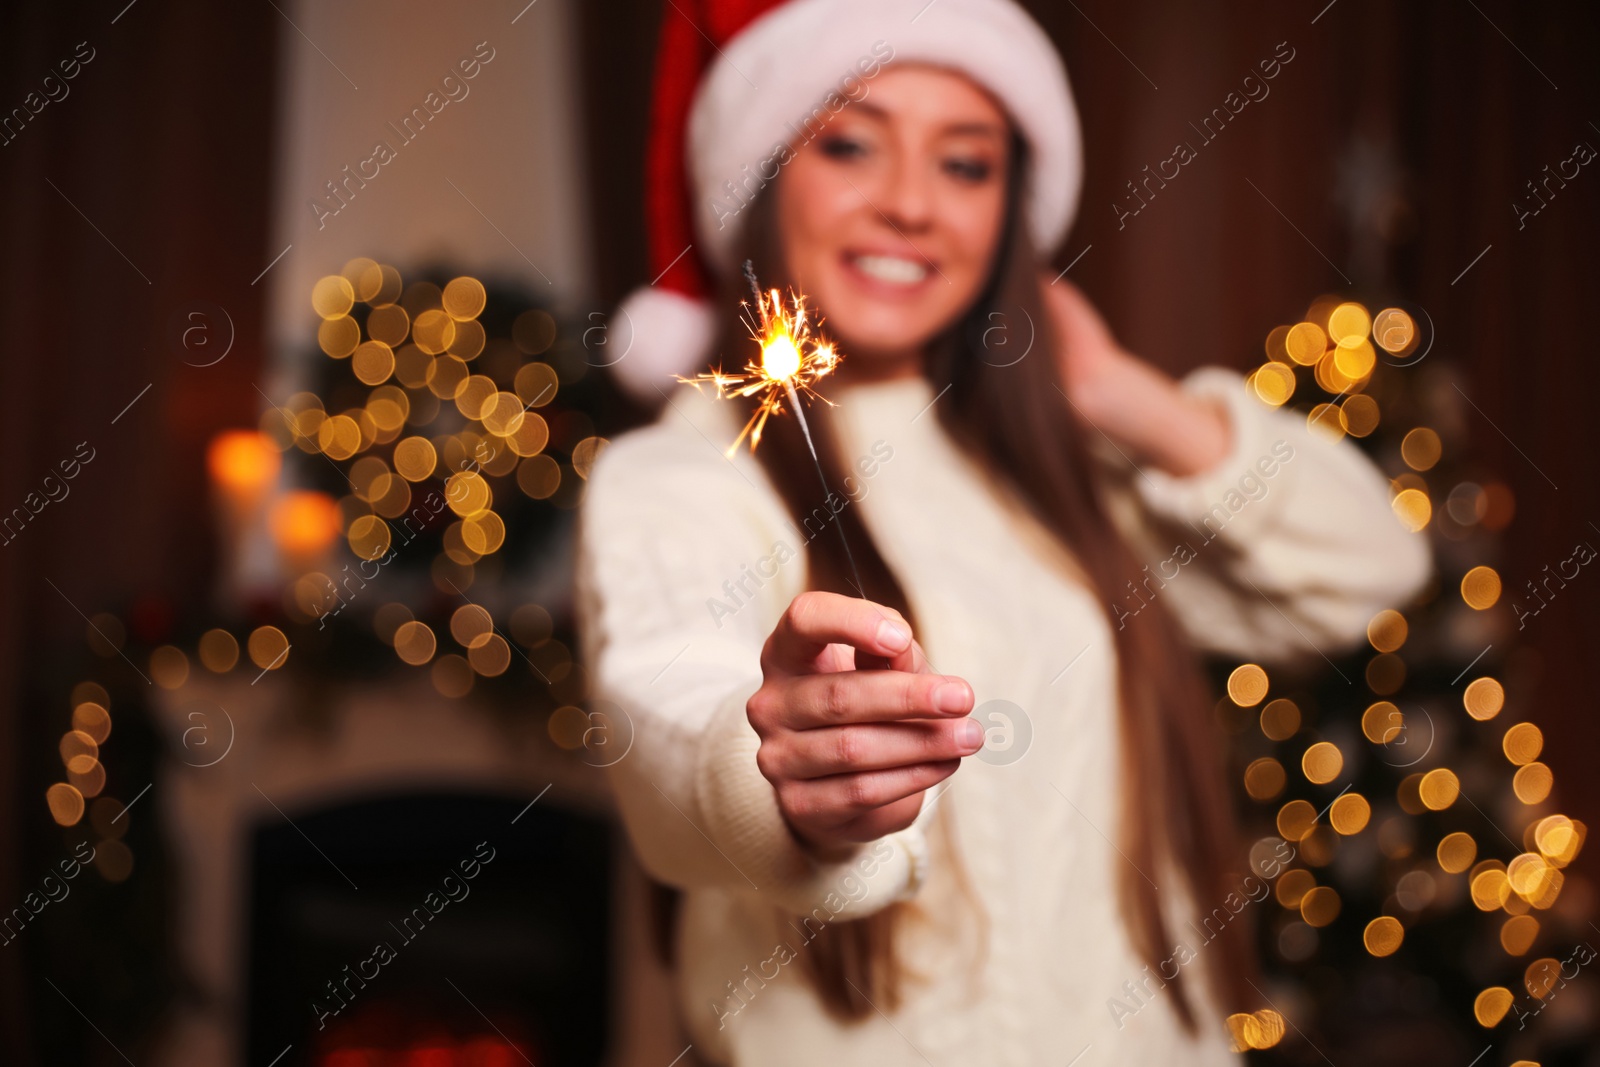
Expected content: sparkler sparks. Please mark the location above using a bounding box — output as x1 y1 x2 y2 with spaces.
679 261 867 598
676 262 842 458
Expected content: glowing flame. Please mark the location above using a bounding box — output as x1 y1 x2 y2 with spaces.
678 282 844 455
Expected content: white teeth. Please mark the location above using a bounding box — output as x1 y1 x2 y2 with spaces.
853 254 928 285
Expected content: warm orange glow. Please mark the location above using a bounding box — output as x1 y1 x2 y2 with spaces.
208 430 282 498
269 490 342 561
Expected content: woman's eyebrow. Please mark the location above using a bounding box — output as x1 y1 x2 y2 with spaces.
940 121 1005 139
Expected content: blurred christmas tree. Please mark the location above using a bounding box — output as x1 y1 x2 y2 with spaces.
1217 298 1595 1066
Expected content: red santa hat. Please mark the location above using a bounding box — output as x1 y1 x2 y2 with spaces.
610 0 1083 403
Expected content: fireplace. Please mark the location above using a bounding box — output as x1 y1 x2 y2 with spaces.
247 790 611 1066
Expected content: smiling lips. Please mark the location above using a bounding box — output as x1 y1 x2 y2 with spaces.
845 251 933 288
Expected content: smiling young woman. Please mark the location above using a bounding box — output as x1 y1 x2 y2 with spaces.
576 2 1430 1064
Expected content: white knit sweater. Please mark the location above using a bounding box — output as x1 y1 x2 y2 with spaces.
575 367 1431 1066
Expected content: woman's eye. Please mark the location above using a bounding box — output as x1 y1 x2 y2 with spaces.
943 157 994 183
818 135 867 161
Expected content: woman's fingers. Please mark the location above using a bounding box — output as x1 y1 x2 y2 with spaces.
778 760 960 841
762 591 918 676
749 669 974 733
760 718 983 780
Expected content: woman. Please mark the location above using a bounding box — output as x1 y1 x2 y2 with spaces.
577 1 1430 1062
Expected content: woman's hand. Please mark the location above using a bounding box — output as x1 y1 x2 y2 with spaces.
1041 274 1233 478
748 591 982 858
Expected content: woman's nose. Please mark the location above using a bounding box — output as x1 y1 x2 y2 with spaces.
873 153 934 233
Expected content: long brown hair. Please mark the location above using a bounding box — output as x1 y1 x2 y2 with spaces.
701 132 1254 1029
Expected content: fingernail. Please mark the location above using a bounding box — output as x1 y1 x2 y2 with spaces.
935 681 971 713
876 620 911 652
958 718 984 750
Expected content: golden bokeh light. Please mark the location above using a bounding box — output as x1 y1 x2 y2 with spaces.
450 604 495 648
1333 339 1376 380
149 645 190 690
1391 488 1432 532
461 511 506 555
1500 914 1539 956
1259 698 1300 741
442 276 487 321
1340 393 1380 437
514 362 560 407
198 628 240 672
46 782 85 826
1227 663 1269 707
1372 307 1417 355
1300 885 1341 927
367 303 410 346
1363 916 1404 957
1418 769 1460 811
1524 957 1561 1001
1513 762 1553 805
247 625 291 671
352 340 396 386
1330 793 1370 835
60 729 97 765
480 391 527 437
1473 986 1512 1027
1224 1009 1286 1053
1307 402 1346 441
1365 653 1405 695
318 315 361 358
1244 757 1286 801
312 275 356 319
1437 832 1477 874
467 633 512 676
1284 322 1327 365
348 514 393 561
1401 427 1442 471
1276 868 1315 908
1251 362 1296 406
1327 302 1372 348
1502 722 1543 766
445 471 491 517
572 437 610 480
1463 677 1505 720
1277 799 1318 842
394 436 439 482
1471 868 1511 911
67 754 105 797
1362 701 1402 744
517 455 561 499
1366 610 1408 653
412 308 458 355
1460 565 1501 610
72 702 111 745
432 653 474 698
1302 742 1344 785
394 620 437 666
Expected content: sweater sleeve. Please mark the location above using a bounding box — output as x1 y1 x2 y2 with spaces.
574 415 926 919
1104 366 1433 663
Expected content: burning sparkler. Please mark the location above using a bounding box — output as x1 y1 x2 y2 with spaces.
678 261 866 596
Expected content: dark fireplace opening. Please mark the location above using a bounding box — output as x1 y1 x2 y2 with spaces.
246 790 612 1066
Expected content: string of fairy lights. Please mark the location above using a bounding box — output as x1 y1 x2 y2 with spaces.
44 258 608 878
1222 298 1582 1059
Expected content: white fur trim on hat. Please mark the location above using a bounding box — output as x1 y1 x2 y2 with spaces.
689 0 1082 273
608 285 718 404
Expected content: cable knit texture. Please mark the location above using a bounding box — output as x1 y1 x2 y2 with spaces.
574 368 1431 1066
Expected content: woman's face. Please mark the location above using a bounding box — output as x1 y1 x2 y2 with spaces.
775 65 1012 372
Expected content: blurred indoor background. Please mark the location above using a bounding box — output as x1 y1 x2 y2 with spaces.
1 1 1597 1064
